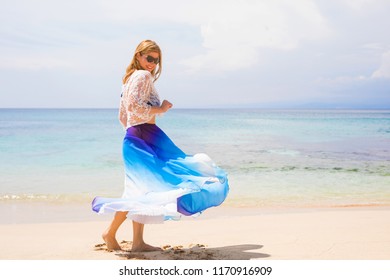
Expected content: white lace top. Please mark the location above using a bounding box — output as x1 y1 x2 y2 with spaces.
119 70 161 128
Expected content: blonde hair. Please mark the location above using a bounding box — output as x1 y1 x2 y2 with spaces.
122 40 162 84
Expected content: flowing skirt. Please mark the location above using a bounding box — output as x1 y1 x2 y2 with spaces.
92 123 229 224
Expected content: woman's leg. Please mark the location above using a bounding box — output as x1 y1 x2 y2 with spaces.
102 211 127 250
131 221 162 252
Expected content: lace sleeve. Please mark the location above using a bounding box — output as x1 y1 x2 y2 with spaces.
122 70 156 126
118 93 127 128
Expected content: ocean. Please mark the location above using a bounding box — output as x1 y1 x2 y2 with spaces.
1 108 390 209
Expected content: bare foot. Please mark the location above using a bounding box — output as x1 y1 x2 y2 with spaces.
132 242 162 252
102 232 122 251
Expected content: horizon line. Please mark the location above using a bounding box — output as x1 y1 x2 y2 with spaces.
1 106 389 110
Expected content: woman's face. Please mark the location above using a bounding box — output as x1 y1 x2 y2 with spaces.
137 51 160 73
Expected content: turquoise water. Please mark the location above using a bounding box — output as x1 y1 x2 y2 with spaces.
1 108 389 207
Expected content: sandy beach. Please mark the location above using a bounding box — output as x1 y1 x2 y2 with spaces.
1 205 389 260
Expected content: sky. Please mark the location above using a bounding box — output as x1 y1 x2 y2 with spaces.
1 0 390 109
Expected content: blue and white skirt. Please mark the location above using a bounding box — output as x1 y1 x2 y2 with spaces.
92 123 229 224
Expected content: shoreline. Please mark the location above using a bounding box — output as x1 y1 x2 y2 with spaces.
1 200 390 224
1 203 389 260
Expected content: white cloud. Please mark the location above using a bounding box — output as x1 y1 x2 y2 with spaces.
96 0 332 73
319 48 390 83
180 0 332 73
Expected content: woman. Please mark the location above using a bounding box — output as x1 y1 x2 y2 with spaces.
92 40 229 252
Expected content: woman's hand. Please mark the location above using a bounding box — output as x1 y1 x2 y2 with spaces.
160 100 173 113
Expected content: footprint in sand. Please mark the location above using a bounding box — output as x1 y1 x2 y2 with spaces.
94 241 215 260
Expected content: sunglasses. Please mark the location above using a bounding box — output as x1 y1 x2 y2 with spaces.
144 55 160 65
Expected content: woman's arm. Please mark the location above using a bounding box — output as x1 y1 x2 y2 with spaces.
118 99 128 128
149 100 173 115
